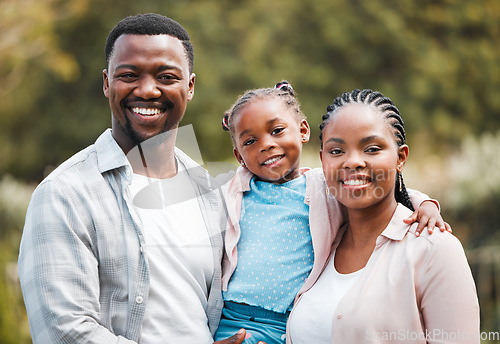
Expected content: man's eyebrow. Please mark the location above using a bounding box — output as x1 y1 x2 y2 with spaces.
114 64 183 72
114 64 138 72
157 64 182 72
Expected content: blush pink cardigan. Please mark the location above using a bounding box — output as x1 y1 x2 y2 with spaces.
286 204 480 344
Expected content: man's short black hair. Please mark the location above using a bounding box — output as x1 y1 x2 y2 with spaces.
105 13 194 73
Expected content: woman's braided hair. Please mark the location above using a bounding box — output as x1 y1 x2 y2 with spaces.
221 80 305 144
319 89 414 211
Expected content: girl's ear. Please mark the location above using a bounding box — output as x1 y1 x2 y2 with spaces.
233 147 245 166
299 119 311 143
397 144 409 172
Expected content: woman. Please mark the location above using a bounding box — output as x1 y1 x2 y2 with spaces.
287 89 480 343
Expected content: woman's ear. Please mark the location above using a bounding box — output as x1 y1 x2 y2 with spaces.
397 144 409 172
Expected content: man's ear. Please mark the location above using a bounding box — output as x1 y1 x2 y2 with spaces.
187 73 195 102
103 69 110 98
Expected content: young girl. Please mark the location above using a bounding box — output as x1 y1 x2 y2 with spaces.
215 82 447 344
288 89 479 343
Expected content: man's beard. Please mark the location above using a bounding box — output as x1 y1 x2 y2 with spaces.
121 101 175 145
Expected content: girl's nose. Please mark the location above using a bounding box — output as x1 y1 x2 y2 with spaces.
260 135 276 152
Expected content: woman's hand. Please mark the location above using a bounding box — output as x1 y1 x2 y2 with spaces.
404 200 452 236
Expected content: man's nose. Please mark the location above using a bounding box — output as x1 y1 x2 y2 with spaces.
134 76 161 99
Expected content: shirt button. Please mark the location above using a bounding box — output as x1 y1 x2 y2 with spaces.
136 296 144 304
337 314 343 319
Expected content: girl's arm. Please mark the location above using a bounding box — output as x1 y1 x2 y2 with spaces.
407 188 451 236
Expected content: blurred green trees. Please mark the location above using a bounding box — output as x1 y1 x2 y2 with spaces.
1 0 499 182
1 0 499 342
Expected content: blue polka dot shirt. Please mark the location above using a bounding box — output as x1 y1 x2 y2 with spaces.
223 175 314 313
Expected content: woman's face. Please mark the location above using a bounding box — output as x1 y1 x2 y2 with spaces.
320 103 408 210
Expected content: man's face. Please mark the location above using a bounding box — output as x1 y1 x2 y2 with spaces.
103 34 195 152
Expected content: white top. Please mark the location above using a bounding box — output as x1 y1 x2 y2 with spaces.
130 162 214 344
289 250 363 344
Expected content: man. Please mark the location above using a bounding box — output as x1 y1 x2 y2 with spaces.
18 13 249 344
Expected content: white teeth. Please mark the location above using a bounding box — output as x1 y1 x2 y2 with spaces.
263 156 283 165
132 107 162 116
343 179 369 186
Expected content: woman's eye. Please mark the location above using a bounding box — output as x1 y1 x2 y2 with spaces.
366 146 381 153
329 148 343 155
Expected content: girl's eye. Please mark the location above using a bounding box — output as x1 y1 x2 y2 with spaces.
271 127 284 135
243 139 255 146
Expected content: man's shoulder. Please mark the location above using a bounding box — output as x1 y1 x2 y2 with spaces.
41 130 123 188
43 144 99 183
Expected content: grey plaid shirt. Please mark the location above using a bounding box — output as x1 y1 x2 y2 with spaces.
18 129 225 343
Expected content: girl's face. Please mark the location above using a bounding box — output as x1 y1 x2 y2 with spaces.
232 98 310 184
320 103 408 210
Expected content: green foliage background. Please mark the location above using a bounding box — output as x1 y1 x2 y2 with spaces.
1 0 499 342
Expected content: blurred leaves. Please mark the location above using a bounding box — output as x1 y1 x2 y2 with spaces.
1 0 499 181
1 0 500 341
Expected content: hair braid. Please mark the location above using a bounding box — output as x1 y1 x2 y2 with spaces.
320 88 414 211
221 80 305 143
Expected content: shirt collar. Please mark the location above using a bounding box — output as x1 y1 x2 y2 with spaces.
94 129 211 186
94 129 131 175
378 203 414 244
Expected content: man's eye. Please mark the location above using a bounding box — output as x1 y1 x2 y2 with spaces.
118 73 136 80
159 74 176 80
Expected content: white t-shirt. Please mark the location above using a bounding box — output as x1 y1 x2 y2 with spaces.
289 251 363 344
129 163 214 344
